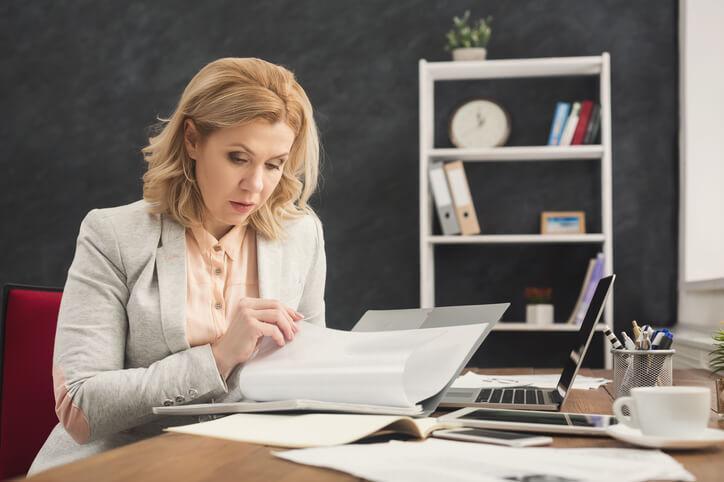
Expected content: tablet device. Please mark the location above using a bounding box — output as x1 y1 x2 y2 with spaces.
439 407 618 436
432 428 553 447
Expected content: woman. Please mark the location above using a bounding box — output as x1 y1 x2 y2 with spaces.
29 57 326 474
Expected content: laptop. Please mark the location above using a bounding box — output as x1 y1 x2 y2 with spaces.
440 275 615 412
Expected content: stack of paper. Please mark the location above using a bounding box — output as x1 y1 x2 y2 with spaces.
237 321 487 408
451 372 610 390
275 438 694 482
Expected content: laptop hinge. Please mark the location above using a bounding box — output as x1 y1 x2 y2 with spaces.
551 389 565 405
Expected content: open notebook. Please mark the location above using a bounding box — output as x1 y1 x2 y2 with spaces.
154 315 499 417
166 413 462 448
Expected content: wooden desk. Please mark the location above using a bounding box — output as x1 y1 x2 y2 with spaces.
24 369 723 482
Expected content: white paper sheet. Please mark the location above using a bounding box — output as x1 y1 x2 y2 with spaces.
238 321 488 407
274 438 694 482
451 372 610 390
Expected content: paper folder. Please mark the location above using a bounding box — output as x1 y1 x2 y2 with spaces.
429 162 461 235
444 161 480 235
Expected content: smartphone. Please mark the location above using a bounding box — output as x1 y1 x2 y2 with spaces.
432 428 553 447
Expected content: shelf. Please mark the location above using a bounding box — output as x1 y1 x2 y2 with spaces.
423 56 603 81
428 234 606 244
419 53 614 368
492 323 607 332
428 145 603 162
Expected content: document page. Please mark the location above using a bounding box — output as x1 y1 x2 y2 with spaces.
275 439 694 482
238 321 488 407
452 372 610 390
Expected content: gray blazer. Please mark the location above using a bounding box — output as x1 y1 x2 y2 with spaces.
29 199 326 475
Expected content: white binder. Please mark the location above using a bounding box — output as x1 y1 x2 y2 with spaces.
444 161 480 235
429 162 461 235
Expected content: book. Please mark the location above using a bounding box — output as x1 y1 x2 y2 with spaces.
583 104 601 144
566 258 597 324
165 412 460 448
547 102 571 145
153 321 491 417
558 102 581 146
571 100 594 145
572 253 605 326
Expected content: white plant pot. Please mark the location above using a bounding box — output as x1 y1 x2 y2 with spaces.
452 47 487 61
526 304 554 325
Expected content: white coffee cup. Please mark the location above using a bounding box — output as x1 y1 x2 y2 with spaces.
612 386 710 437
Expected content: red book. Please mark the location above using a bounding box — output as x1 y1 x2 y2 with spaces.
571 100 594 145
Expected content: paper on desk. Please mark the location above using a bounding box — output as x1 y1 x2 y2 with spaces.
166 413 450 448
239 321 488 407
451 372 610 390
275 438 694 482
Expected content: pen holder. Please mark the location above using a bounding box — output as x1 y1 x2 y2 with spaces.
611 349 675 399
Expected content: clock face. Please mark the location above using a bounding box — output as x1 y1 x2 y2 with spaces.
449 99 511 148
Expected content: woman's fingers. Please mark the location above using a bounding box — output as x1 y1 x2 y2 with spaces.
256 320 286 347
253 308 295 341
242 298 303 335
245 298 303 319
287 306 304 323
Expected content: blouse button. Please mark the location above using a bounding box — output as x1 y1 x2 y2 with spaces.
214 302 223 310
213 245 222 252
214 268 222 276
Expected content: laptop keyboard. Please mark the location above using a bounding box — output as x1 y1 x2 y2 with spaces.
475 388 546 405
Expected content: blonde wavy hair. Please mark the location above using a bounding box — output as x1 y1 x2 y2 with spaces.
142 57 320 240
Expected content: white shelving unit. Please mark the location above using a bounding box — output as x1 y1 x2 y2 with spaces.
419 54 614 368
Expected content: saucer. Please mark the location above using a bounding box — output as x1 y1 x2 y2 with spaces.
606 423 724 449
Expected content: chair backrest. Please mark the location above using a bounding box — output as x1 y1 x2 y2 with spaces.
0 284 62 479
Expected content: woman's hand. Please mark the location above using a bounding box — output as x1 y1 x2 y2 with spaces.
211 297 303 379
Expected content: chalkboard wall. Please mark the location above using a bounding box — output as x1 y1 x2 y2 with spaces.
2 1 678 367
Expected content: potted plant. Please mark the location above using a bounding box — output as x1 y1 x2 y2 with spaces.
710 328 724 416
525 287 554 325
444 11 493 61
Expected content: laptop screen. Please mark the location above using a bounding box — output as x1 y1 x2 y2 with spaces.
555 275 615 400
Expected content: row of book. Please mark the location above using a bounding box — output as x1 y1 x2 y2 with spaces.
429 161 480 236
566 252 605 325
547 100 601 146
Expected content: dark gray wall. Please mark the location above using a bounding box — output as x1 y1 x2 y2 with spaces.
2 1 678 367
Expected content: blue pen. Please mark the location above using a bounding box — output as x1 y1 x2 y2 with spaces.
658 332 673 349
651 331 665 349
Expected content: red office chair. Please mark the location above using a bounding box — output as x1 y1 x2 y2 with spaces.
0 284 62 479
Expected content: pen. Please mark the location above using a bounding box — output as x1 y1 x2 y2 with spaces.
640 330 651 350
651 330 665 349
603 325 623 349
658 332 673 349
631 320 642 341
621 332 636 350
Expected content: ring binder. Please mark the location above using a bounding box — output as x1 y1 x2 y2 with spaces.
429 162 461 235
443 161 481 235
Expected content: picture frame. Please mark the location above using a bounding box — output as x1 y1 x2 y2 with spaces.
540 211 586 234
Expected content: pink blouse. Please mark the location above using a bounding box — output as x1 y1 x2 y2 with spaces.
185 223 259 347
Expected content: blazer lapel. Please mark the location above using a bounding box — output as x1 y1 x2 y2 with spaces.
156 214 190 353
256 233 282 300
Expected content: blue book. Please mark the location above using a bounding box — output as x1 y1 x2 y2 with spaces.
547 102 571 145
